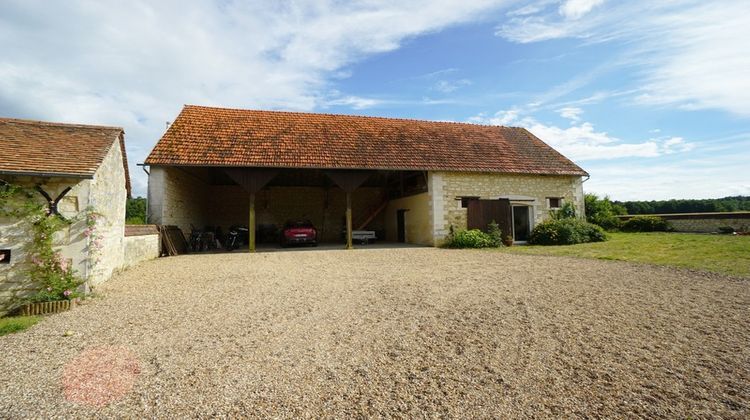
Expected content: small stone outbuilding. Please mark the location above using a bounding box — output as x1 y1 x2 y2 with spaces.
0 117 145 315
145 105 588 249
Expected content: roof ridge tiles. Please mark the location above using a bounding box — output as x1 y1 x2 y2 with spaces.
182 104 516 129
0 117 123 132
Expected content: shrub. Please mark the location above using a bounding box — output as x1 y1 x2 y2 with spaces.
550 202 577 220
585 193 626 231
621 215 672 232
590 214 623 231
529 218 607 245
444 229 497 249
487 221 503 247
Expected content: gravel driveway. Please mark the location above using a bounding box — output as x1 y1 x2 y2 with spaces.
1 248 748 418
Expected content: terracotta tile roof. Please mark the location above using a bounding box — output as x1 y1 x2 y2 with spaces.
0 117 131 196
145 105 587 176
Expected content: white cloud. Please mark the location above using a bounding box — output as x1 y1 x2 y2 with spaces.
660 136 695 154
558 0 605 19
0 0 511 196
525 121 661 161
433 79 472 93
468 109 694 161
468 109 520 125
323 93 384 109
496 1 750 118
557 106 583 121
584 155 750 201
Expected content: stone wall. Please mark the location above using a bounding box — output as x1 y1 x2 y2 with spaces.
618 213 750 233
0 142 128 315
148 166 209 235
430 171 585 243
0 176 90 316
123 225 160 269
88 142 128 285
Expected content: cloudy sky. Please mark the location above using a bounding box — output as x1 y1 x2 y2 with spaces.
1 0 748 200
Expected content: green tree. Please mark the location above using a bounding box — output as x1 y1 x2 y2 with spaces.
126 197 147 224
613 196 750 215
584 193 624 230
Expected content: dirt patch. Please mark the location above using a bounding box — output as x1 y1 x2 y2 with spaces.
1 248 748 417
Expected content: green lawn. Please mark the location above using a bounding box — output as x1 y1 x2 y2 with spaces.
0 315 41 336
503 232 750 277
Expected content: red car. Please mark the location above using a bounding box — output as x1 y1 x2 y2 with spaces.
280 220 318 247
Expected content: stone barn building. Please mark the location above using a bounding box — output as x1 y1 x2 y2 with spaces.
0 117 156 316
145 105 588 249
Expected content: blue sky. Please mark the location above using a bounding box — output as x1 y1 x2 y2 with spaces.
1 0 748 200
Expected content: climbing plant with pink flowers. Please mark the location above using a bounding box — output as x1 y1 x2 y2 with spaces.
1 182 101 302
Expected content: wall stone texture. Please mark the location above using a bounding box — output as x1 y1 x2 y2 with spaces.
87 141 128 285
617 213 750 233
123 233 160 269
431 171 585 244
148 166 209 235
0 142 127 316
0 176 89 316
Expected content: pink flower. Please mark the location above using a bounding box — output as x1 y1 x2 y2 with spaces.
63 290 72 297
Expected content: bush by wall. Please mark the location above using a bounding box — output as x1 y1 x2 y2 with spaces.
529 218 607 245
590 214 623 231
585 193 625 231
621 215 672 232
443 222 503 249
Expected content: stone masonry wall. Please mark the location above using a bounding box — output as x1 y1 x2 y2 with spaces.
617 213 750 233
0 142 129 315
431 171 585 243
669 218 750 233
87 142 128 285
148 166 209 236
0 176 91 316
123 226 160 269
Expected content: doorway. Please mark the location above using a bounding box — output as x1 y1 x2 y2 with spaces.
396 209 407 242
512 206 531 242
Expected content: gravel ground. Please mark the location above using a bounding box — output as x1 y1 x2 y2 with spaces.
1 248 748 418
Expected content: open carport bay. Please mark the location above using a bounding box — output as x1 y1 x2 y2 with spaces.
148 166 434 248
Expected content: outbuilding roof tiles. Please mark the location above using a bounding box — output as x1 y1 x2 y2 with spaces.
145 105 587 176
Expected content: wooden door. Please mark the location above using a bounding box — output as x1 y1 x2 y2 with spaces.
467 199 512 237
396 209 406 242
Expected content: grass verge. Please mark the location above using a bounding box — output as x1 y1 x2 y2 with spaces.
502 232 750 277
0 315 41 336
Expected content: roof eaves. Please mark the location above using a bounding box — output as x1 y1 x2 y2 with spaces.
0 169 94 179
142 162 588 176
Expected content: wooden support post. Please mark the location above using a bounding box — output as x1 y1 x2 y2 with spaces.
346 192 353 250
323 170 373 250
225 168 278 254
249 192 256 253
